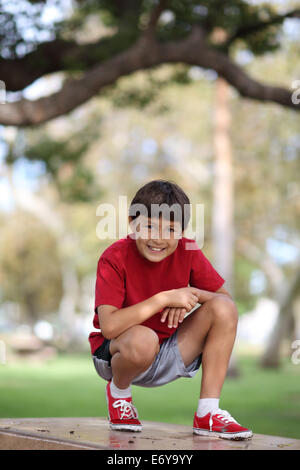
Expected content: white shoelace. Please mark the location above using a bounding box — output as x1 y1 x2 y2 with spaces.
112 399 139 420
209 409 238 430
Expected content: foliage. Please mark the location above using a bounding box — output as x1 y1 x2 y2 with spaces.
24 118 103 202
0 211 63 323
0 0 284 65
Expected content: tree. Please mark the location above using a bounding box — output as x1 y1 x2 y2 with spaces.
1 21 299 360
1 0 300 126
0 211 63 326
0 125 106 347
230 51 300 367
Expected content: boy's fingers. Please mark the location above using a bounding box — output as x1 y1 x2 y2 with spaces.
160 308 169 322
187 296 197 309
179 309 186 323
191 287 201 299
172 308 181 328
162 305 188 327
162 307 170 321
167 308 176 328
162 307 186 327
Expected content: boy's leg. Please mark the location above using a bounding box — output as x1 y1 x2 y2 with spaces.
104 325 159 432
176 295 238 398
176 295 252 438
109 325 160 389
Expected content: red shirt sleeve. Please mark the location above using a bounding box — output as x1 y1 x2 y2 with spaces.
94 254 125 312
189 245 225 292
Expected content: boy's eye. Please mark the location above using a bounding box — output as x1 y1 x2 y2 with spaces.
147 224 175 232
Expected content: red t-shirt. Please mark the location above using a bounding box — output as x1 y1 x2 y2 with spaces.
88 234 225 354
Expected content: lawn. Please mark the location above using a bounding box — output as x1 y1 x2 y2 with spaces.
0 353 299 439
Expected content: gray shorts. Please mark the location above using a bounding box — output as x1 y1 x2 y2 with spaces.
92 330 202 388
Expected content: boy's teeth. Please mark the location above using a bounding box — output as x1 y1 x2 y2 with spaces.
148 246 164 251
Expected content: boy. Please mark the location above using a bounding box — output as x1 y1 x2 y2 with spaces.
89 180 252 440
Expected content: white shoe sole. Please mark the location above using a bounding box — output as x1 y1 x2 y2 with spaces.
106 387 142 433
109 423 142 432
193 428 253 440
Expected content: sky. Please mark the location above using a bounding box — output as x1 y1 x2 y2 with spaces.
0 129 46 212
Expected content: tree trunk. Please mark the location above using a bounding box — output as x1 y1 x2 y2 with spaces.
212 77 239 377
260 269 300 368
212 77 234 293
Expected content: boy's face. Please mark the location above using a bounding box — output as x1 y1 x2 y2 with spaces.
129 215 183 262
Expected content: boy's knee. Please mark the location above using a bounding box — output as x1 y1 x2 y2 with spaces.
121 325 159 366
209 295 238 328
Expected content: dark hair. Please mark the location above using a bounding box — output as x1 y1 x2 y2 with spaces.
129 179 190 231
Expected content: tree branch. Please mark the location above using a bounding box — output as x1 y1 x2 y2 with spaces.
226 8 300 46
142 0 168 36
1 1 167 92
0 35 137 92
1 26 299 126
2 6 300 93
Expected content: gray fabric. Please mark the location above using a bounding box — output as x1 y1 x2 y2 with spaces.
92 330 202 388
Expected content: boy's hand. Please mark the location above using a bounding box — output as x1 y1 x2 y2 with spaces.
162 287 201 309
160 287 200 328
160 307 187 328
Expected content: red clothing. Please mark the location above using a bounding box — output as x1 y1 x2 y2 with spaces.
89 234 225 354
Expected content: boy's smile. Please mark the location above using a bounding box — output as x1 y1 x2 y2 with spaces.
129 215 183 262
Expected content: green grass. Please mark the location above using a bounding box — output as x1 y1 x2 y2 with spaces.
0 353 299 439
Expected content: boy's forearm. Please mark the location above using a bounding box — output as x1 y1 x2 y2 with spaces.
195 288 226 303
104 293 166 340
103 288 230 340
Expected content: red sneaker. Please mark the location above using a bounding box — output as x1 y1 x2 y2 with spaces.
105 381 142 432
193 409 253 440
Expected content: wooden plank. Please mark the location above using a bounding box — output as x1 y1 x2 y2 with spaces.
0 417 299 450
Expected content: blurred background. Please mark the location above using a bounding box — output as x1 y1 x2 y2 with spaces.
0 0 299 439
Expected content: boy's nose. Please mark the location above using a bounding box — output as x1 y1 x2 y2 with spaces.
151 232 166 242
148 225 171 241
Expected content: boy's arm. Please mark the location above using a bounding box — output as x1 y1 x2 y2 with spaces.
98 291 171 340
192 286 232 304
98 287 232 339
215 286 232 298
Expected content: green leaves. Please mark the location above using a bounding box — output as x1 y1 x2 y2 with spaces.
24 119 102 202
